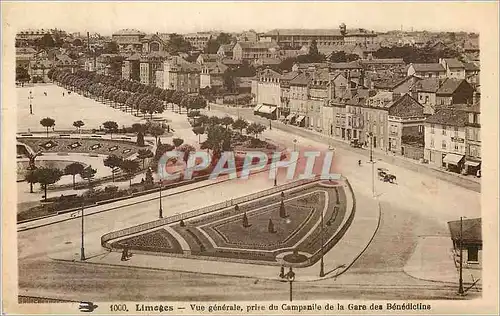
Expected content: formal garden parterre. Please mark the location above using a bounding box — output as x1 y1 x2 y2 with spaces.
110 180 351 267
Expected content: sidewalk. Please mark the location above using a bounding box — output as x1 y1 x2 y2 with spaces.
49 179 381 282
403 236 482 287
209 104 480 192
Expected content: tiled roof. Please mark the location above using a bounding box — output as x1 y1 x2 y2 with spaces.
425 108 468 127
113 29 145 36
236 41 279 50
464 62 479 71
259 68 282 79
447 218 481 243
280 71 300 81
443 58 464 69
221 58 242 65
256 57 282 65
388 94 424 118
199 54 219 61
411 63 445 72
436 78 465 94
203 62 228 74
415 78 440 92
264 29 342 37
452 103 480 113
219 43 235 52
329 60 363 69
361 58 405 65
289 72 311 85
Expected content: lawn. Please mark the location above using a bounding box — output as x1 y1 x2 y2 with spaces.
17 84 143 132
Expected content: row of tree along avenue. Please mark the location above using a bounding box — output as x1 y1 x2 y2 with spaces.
47 69 207 118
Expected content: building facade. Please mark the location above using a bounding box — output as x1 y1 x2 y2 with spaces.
162 57 201 93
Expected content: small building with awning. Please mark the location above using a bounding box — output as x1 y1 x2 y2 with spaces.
285 113 296 124
295 115 306 127
253 103 277 120
447 217 482 269
442 153 465 172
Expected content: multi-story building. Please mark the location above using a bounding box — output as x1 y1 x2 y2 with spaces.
217 43 236 58
435 78 474 107
16 29 55 47
200 62 227 89
121 53 141 81
439 58 466 79
162 57 200 93
251 68 282 107
387 94 425 158
183 32 213 51
455 102 481 175
279 71 300 118
112 29 146 52
407 63 446 78
237 30 259 43
139 52 169 86
196 54 220 65
232 41 280 61
424 108 468 172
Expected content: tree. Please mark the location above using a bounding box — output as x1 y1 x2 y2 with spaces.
103 41 119 54
309 39 320 58
268 218 276 233
220 116 234 131
192 126 205 143
204 38 220 54
216 32 233 45
242 212 250 228
25 169 38 193
232 118 249 134
103 155 123 182
40 117 55 137
154 143 175 162
137 149 154 169
80 165 97 192
178 144 195 162
32 167 63 201
102 121 119 139
166 33 192 54
279 199 287 218
73 120 85 134
246 122 266 139
16 66 30 83
37 33 55 49
64 162 84 189
145 168 154 186
136 131 145 146
208 116 221 126
223 69 236 93
172 137 184 148
148 125 165 145
120 159 140 187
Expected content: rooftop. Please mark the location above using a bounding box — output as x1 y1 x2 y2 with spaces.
264 29 343 37
425 108 469 127
388 94 424 118
436 78 467 94
443 58 464 69
410 63 445 72
447 218 481 243
113 29 146 36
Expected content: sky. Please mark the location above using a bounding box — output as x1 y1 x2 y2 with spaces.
2 2 493 36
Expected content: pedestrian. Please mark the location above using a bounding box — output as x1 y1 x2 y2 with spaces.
63 92 65 97
358 159 362 166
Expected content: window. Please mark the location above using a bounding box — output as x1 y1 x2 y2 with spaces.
442 140 447 149
454 126 459 137
430 124 435 134
442 126 447 135
467 247 479 262
454 142 459 151
430 138 434 148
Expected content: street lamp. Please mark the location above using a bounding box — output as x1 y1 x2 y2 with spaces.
80 202 85 261
458 216 465 295
28 90 34 115
319 207 325 277
269 119 272 130
368 132 375 197
159 180 163 219
280 267 296 301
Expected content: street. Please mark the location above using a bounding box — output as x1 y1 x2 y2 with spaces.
17 104 481 301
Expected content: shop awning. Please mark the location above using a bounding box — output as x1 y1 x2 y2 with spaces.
443 153 464 165
258 105 277 114
253 104 263 112
286 114 296 121
464 160 481 167
296 115 305 122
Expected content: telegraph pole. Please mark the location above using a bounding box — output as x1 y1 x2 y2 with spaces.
319 207 325 277
80 203 85 261
159 181 163 218
458 216 464 295
369 132 375 197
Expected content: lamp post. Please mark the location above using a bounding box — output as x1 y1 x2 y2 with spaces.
319 207 325 277
458 216 464 295
368 132 375 197
269 119 272 130
28 90 33 115
293 139 297 152
285 267 295 301
159 180 163 219
80 203 85 261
